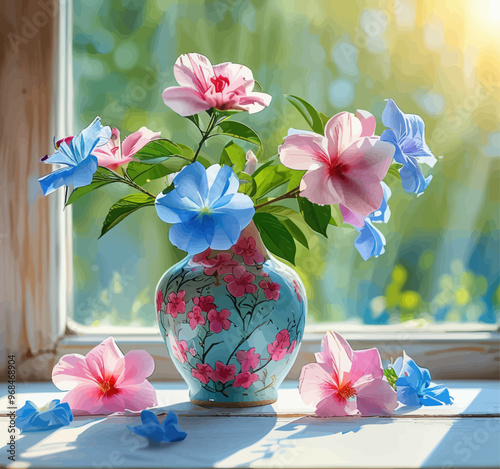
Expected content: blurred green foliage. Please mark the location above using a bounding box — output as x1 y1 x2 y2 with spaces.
72 0 499 326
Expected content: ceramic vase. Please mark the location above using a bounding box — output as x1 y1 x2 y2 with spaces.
155 223 307 407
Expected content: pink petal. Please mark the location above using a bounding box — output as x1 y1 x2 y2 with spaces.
117 350 156 385
340 204 365 228
237 92 273 114
325 112 363 157
351 348 384 384
244 150 257 175
315 395 360 417
314 332 353 385
355 378 398 416
355 110 376 137
122 127 161 158
299 166 343 206
106 381 158 414
85 337 124 383
174 53 214 91
162 86 212 117
298 363 337 407
343 137 394 181
52 354 96 390
279 133 329 170
61 383 102 415
212 62 254 92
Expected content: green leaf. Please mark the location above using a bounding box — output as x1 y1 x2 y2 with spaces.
132 139 181 162
66 167 121 205
221 141 246 173
217 121 262 148
298 197 331 237
329 204 344 226
319 111 330 128
238 172 257 197
253 212 296 264
384 367 398 391
186 114 200 128
127 157 189 185
285 94 325 134
383 163 402 186
176 143 195 160
282 219 309 249
253 164 296 201
253 80 264 92
99 193 155 238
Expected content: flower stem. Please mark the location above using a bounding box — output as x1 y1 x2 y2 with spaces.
193 111 219 162
254 187 300 210
109 169 157 199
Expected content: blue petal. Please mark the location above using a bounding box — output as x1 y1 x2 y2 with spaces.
382 99 408 141
399 153 431 195
173 162 208 206
70 116 111 164
397 385 421 407
168 215 213 254
215 193 255 230
421 384 454 406
206 164 240 207
155 190 201 224
16 400 73 432
380 129 405 164
369 182 391 223
128 411 187 443
140 410 160 425
354 219 386 261
210 212 243 250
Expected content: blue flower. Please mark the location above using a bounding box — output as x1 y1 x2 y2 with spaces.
353 182 391 261
155 162 255 254
16 400 73 432
39 117 111 195
128 410 187 444
381 99 436 195
391 352 453 406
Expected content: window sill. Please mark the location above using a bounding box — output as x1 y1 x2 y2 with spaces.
60 321 500 380
1 380 499 468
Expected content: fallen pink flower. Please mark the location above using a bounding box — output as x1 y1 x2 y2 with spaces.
52 337 157 415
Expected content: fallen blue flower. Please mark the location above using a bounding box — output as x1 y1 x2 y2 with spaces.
39 116 111 196
155 162 255 254
128 410 187 444
391 352 453 406
381 99 436 195
16 400 73 432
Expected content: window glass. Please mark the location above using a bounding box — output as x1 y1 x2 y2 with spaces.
72 0 499 326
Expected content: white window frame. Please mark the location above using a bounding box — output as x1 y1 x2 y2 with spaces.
54 0 499 381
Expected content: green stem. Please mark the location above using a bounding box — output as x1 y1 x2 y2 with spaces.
254 187 300 210
193 112 219 162
109 169 157 199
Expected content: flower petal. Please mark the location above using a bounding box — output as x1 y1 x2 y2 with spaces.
52 354 96 390
381 99 408 141
279 133 329 170
118 350 156 385
356 109 376 137
85 337 124 383
299 363 337 407
174 53 214 91
354 219 386 261
355 378 398 416
168 215 213 254
325 111 363 157
350 348 384 384
162 86 212 117
315 395 359 417
340 205 365 229
122 127 161 159
172 161 209 205
314 332 353 385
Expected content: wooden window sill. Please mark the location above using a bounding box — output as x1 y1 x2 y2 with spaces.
1 380 499 468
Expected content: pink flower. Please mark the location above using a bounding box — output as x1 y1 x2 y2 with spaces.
279 111 395 217
236 348 260 372
207 308 231 333
223 266 257 297
166 291 186 318
192 247 211 265
156 290 163 320
299 331 397 417
187 306 206 330
293 280 302 302
287 340 297 355
210 361 237 384
244 150 258 175
233 372 260 389
162 53 272 116
168 335 193 363
52 337 157 415
204 253 239 276
231 236 265 265
259 280 281 301
267 330 290 361
193 295 216 313
191 363 214 384
93 127 161 171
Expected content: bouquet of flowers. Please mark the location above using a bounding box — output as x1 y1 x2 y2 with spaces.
39 53 437 263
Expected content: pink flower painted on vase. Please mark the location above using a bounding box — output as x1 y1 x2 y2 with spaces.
156 290 163 320
231 236 265 265
93 127 161 171
287 340 297 355
166 291 186 318
52 337 157 415
191 363 213 384
207 308 231 333
279 111 395 217
293 280 302 302
187 306 206 330
192 247 212 265
267 330 291 361
259 280 281 301
236 348 260 372
299 331 398 417
193 295 216 313
233 372 260 389
169 335 189 364
204 253 239 276
223 266 257 297
162 53 272 116
210 361 237 384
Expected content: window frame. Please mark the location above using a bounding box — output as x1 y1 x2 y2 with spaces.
53 0 499 382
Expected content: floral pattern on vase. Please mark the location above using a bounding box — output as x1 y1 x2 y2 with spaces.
155 224 306 407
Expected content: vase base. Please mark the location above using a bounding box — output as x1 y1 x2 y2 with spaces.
191 398 276 408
